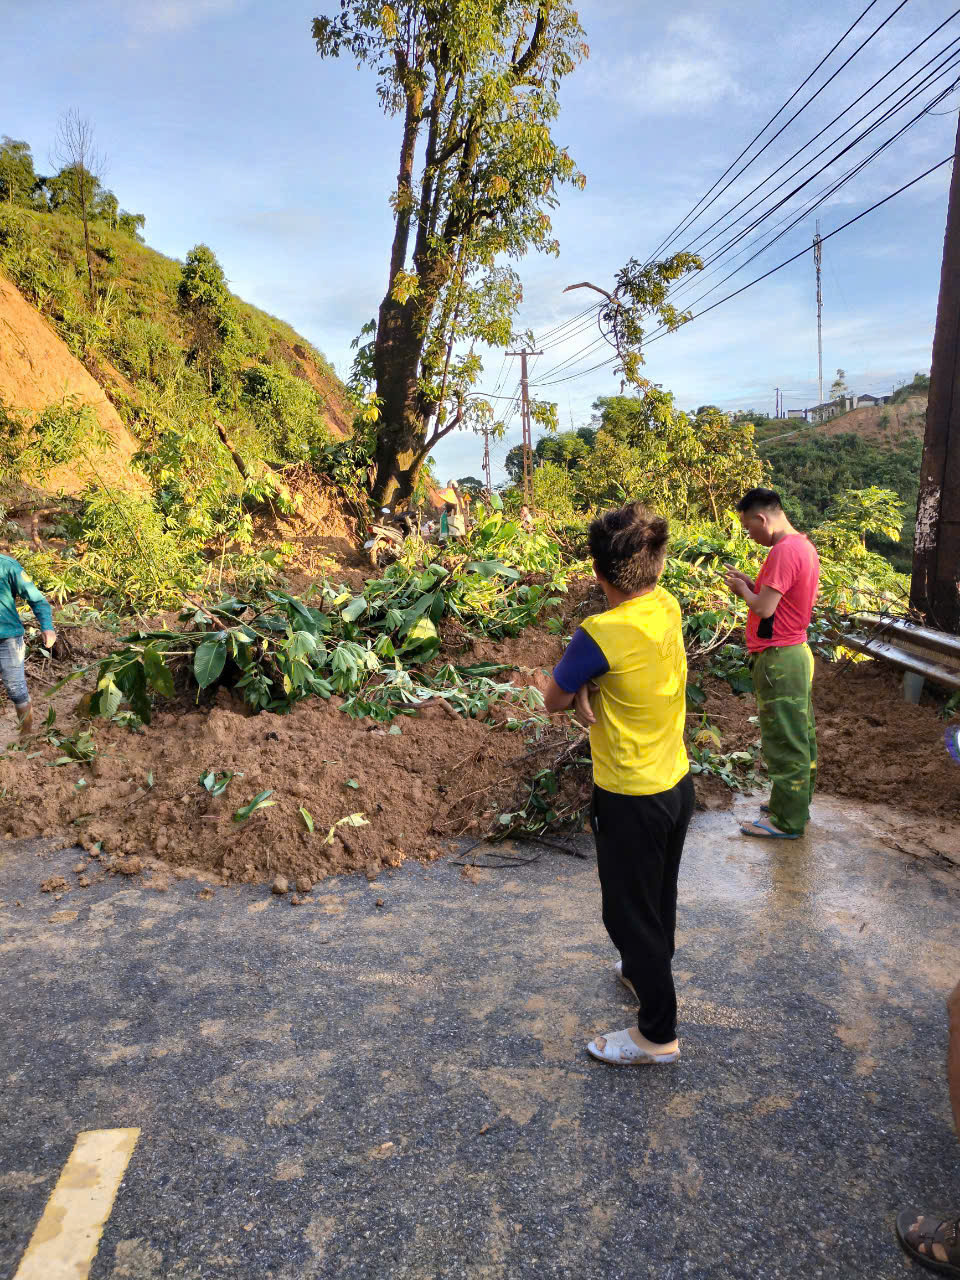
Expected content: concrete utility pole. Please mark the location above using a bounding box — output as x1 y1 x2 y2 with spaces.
507 349 542 507
813 221 823 405
774 387 781 418
482 426 492 494
911 112 960 632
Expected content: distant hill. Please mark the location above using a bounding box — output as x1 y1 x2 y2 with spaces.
753 395 926 447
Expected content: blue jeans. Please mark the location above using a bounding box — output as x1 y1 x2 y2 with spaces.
0 637 29 707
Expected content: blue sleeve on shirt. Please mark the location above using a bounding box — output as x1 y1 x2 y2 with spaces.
552 627 609 693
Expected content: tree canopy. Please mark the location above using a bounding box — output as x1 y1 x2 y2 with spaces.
313 0 593 504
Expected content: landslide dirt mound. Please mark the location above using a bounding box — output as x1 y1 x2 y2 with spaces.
3 605 957 890
0 683 563 885
698 657 960 826
0 274 144 496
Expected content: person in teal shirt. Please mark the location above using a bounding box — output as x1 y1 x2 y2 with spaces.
0 555 56 734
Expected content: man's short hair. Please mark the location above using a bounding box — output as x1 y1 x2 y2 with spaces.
588 502 670 593
736 487 783 515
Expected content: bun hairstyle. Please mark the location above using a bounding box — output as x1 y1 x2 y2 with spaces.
588 502 670 593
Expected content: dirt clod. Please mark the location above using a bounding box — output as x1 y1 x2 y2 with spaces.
114 856 143 876
40 876 68 893
295 876 312 894
272 876 289 895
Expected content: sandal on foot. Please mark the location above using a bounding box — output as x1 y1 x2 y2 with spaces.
586 1027 679 1066
614 959 639 1002
896 1209 960 1276
740 818 799 840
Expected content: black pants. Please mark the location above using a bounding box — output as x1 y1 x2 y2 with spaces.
592 773 695 1044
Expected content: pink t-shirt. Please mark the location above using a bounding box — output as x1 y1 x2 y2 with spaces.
746 534 820 653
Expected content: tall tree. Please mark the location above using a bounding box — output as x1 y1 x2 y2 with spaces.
312 0 591 504
52 110 104 305
177 244 238 393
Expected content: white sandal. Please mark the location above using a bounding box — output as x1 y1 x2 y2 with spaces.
614 959 639 1001
586 1027 680 1066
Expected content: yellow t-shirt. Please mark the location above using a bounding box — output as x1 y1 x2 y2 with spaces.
579 587 689 796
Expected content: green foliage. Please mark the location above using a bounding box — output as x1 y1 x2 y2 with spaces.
601 253 704 386
761 431 922 572
0 137 41 208
0 395 109 482
0 185 348 612
313 0 592 501
0 136 145 235
525 392 764 522
891 372 929 404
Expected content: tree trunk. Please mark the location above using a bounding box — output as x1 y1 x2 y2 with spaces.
370 258 454 506
79 189 94 306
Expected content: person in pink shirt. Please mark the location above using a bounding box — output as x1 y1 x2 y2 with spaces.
723 488 820 839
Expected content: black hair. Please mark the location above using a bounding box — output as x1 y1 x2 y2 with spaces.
736 487 783 514
588 502 670 593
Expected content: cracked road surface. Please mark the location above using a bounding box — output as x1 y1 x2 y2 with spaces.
1 794 958 1278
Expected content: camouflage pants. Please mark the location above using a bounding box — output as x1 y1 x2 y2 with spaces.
752 643 816 835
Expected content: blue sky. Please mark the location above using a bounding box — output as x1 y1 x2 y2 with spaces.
4 0 957 482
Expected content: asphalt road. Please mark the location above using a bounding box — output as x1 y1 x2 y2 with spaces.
1 793 958 1279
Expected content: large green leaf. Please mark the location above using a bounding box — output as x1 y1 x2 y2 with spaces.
233 790 275 822
94 676 123 719
465 560 521 581
341 596 368 623
194 639 227 689
286 629 317 661
143 644 175 697
402 616 439 650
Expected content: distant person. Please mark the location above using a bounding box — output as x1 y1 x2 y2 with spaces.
723 487 820 840
439 502 464 542
895 978 960 1275
0 554 56 735
544 503 692 1067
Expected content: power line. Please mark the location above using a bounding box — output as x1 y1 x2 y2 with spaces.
678 22 960 267
659 77 960 326
645 153 954 346
644 0 890 263
668 0 915 253
529 154 953 390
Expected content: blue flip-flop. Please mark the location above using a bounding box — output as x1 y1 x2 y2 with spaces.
740 818 799 840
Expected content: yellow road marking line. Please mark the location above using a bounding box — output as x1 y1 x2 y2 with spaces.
13 1127 140 1280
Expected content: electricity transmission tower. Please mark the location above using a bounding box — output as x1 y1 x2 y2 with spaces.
813 221 823 405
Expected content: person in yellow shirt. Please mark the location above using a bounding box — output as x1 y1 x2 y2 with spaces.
544 502 691 1068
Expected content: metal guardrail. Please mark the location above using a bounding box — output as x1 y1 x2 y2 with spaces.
839 613 960 693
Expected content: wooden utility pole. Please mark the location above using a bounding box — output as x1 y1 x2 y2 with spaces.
508 349 542 506
911 113 960 632
813 221 823 405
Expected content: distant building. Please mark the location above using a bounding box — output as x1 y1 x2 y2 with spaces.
786 408 807 420
809 399 844 423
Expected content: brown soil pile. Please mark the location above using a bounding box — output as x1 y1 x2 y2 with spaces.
814 660 959 819
3 593 958 888
697 657 960 824
0 685 563 884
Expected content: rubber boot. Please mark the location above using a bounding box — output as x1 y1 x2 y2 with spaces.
16 702 33 736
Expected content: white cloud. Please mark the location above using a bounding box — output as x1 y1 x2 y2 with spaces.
585 14 751 114
121 0 241 34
